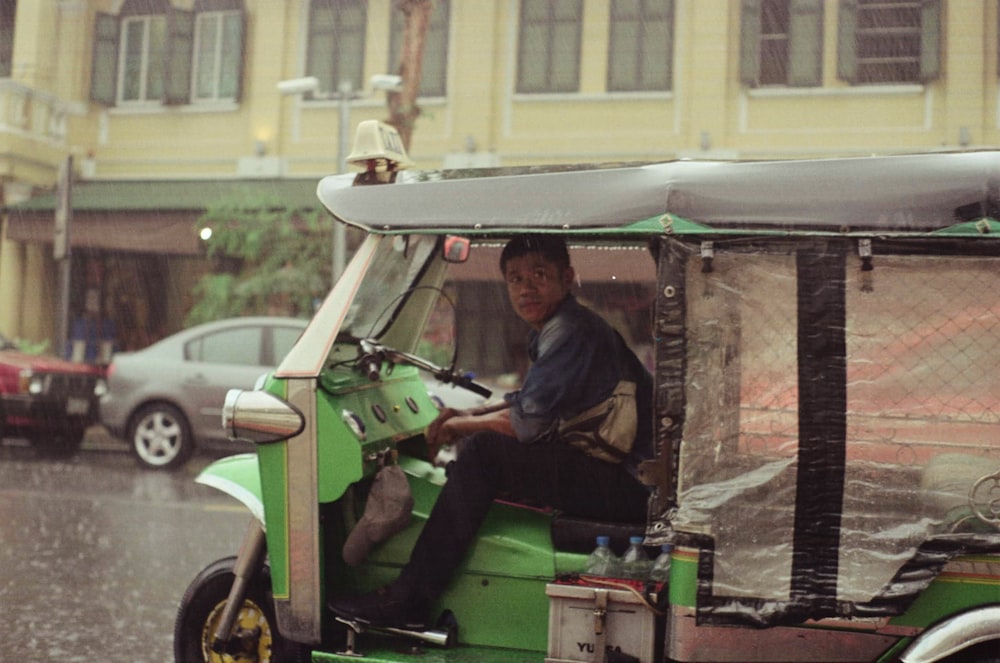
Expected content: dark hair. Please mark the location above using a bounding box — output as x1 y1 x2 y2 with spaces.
499 235 571 274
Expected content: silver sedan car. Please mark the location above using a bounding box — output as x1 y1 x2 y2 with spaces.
100 317 308 470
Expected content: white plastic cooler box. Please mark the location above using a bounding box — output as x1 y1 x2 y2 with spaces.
545 583 658 663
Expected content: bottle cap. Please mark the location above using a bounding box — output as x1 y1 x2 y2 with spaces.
596 535 610 546
629 536 643 544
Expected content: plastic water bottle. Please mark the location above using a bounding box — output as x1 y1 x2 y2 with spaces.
620 536 651 580
649 544 673 583
585 536 620 577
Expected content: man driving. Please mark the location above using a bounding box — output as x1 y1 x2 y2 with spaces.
329 235 654 629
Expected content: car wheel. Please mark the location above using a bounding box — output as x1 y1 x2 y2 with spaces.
128 402 194 470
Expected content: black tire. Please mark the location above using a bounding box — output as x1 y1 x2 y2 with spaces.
127 402 194 470
174 556 307 663
949 640 1000 663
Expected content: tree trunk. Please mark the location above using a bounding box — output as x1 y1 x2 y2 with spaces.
388 0 433 152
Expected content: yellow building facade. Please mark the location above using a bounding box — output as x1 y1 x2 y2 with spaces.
0 0 998 350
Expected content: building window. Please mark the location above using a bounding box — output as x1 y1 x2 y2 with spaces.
759 0 790 84
838 0 940 85
89 0 245 107
192 10 243 101
306 0 367 95
740 0 822 87
0 0 15 78
388 0 450 97
516 0 582 94
119 13 167 103
607 0 673 92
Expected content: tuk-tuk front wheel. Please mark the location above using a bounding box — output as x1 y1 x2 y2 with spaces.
174 556 307 663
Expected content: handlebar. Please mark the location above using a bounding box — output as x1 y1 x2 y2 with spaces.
357 339 493 399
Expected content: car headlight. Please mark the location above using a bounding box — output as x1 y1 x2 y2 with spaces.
18 370 46 395
223 389 305 444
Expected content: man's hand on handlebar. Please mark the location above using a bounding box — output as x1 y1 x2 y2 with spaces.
426 407 463 456
425 402 514 462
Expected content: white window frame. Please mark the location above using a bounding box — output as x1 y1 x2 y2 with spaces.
117 14 166 105
191 9 241 102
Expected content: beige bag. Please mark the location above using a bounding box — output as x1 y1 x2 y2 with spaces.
557 380 637 463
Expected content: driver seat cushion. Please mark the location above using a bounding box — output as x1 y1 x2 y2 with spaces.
550 513 646 555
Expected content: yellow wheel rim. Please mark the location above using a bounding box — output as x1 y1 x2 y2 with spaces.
200 598 275 663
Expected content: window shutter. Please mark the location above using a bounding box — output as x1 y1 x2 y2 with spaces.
919 0 941 82
662 0 675 92
836 0 858 83
164 8 194 105
788 0 822 86
739 0 762 86
229 9 247 101
89 12 119 106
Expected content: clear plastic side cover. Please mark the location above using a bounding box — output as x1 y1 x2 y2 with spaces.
659 237 1000 627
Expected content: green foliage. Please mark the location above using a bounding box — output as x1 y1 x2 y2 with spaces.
186 190 333 326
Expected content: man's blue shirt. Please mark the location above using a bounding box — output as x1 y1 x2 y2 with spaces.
504 295 654 477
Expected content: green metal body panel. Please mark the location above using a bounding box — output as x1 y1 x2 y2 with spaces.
194 452 263 520
257 442 291 596
255 377 295 599
315 364 439 503
667 548 699 609
889 554 1000 628
253 364 441 601
355 455 557 652
869 554 1000 662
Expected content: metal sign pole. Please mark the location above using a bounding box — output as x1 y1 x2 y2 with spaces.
54 156 72 359
334 79 352 285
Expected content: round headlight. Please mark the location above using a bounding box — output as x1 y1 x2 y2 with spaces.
28 375 45 395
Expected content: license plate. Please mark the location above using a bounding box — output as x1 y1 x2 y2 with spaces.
66 397 90 415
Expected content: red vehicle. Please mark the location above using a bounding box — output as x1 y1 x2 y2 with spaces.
0 332 106 453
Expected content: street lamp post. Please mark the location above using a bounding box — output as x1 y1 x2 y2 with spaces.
333 79 358 283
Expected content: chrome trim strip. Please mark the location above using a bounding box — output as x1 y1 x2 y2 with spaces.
271 378 322 645
901 605 1000 663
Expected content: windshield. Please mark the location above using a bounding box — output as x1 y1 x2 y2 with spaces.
340 235 439 340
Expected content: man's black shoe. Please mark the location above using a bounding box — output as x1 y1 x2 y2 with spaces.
328 584 428 631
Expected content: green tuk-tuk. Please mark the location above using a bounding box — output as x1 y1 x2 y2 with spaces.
175 121 1000 663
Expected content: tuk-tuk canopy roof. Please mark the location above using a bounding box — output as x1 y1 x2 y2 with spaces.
317 151 1000 236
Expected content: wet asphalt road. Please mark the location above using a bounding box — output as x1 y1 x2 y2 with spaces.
0 432 250 662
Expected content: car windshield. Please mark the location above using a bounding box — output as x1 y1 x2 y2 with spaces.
340 235 438 340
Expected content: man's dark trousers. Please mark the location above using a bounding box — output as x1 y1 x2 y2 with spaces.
397 431 650 601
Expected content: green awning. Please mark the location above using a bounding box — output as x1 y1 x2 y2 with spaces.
5 178 323 213
3 178 326 255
